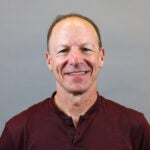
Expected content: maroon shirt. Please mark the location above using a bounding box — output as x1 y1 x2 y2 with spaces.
0 94 150 150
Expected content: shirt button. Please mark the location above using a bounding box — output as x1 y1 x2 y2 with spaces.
66 119 73 126
69 131 76 137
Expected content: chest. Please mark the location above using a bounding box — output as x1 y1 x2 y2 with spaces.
25 114 134 150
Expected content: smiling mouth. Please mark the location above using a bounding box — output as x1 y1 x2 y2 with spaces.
66 71 89 75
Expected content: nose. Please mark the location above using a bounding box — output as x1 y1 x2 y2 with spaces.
68 48 83 65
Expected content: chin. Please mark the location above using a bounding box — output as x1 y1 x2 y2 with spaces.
68 88 87 96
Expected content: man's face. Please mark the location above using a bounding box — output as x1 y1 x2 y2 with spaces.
46 17 104 94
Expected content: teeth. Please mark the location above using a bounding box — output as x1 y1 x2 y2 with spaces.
70 71 86 75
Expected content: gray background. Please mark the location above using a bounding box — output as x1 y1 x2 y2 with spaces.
0 0 150 134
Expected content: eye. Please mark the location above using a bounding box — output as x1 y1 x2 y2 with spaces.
57 48 69 54
82 47 91 52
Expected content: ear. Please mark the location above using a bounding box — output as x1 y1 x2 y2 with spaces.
45 51 53 71
98 47 105 68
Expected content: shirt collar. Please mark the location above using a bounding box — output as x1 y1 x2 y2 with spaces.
49 91 100 119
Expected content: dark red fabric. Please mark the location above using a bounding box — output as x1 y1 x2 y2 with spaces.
0 94 150 150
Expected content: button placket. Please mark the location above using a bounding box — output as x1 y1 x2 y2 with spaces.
65 118 76 139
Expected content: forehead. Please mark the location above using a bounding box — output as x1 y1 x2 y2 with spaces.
56 16 96 32
50 17 99 42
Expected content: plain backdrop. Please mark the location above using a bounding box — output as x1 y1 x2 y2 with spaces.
0 0 150 134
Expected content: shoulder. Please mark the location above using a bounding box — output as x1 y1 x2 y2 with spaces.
1 98 53 149
97 95 149 128
6 98 52 132
98 95 142 114
97 95 150 148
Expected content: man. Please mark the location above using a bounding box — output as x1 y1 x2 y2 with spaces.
0 13 150 149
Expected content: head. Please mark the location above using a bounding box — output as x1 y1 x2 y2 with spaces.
45 13 105 95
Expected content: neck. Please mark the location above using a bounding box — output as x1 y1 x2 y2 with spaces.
54 87 98 127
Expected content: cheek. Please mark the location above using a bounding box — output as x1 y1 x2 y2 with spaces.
52 58 65 74
91 54 102 68
89 56 100 67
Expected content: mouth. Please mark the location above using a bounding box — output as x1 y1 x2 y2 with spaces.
67 71 89 75
64 70 91 77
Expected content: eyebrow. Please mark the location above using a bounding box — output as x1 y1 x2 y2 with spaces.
55 44 69 50
81 43 96 49
56 42 95 47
